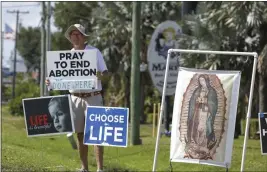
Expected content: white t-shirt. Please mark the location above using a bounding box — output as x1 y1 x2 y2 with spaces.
69 45 108 93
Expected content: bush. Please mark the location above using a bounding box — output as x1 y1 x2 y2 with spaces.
241 118 260 139
146 113 153 124
2 84 12 101
145 113 160 125
8 80 40 116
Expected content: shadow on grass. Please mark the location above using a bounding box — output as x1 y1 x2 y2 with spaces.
2 165 134 172
140 134 152 138
104 150 146 161
1 165 55 172
106 167 135 172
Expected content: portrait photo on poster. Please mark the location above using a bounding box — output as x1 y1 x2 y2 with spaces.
22 95 74 137
170 67 241 168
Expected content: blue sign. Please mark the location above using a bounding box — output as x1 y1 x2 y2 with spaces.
84 106 129 147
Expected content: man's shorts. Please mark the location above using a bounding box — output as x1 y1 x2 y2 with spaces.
70 94 103 133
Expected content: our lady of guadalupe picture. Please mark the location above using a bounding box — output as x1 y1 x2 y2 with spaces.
182 74 226 160
170 67 241 168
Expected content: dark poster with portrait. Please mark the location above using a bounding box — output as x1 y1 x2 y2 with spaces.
22 95 74 137
170 67 241 168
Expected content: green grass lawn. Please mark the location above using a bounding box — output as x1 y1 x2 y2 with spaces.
1 105 267 171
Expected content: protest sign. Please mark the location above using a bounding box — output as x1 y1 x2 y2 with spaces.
259 113 267 155
22 95 74 137
84 106 129 147
46 50 98 90
170 67 241 168
147 20 182 95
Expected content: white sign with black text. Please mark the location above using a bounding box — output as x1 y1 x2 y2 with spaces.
259 113 267 155
46 50 98 90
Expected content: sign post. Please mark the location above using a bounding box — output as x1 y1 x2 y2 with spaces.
259 112 267 155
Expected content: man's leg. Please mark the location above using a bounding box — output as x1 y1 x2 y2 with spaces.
77 133 88 171
94 145 104 171
86 95 104 171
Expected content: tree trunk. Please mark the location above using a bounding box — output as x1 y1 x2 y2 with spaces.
258 44 267 112
37 67 41 85
259 75 267 112
130 1 142 145
139 34 147 124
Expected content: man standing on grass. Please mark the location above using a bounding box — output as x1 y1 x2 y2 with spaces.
46 24 109 172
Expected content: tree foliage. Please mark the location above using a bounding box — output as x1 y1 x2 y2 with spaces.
17 26 41 71
182 1 267 116
52 2 99 50
52 2 182 110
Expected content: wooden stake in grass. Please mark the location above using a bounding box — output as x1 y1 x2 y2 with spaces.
153 103 156 137
158 102 160 126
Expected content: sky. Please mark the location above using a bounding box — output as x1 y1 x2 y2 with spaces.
2 1 58 71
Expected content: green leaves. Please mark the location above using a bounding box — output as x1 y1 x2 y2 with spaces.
182 2 267 71
17 26 41 71
51 2 182 107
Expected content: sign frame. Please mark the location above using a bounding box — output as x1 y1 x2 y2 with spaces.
151 49 258 172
